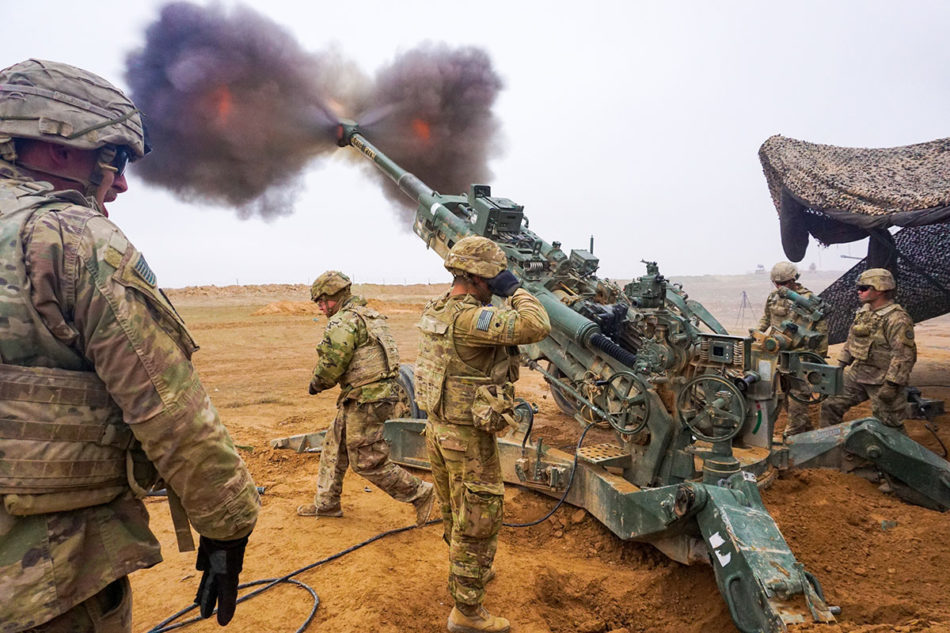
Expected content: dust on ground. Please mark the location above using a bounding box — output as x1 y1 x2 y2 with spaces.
133 276 950 633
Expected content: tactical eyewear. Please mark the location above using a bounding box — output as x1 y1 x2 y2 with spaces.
109 146 133 177
856 285 874 292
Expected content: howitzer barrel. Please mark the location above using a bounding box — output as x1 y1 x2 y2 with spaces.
337 121 640 370
535 288 599 344
337 122 472 242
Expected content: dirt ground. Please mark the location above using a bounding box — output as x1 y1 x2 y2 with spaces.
130 274 950 633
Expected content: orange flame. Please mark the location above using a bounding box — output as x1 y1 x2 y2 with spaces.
211 86 233 122
411 118 431 142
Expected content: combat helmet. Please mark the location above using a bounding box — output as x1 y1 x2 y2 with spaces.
311 270 352 302
444 236 507 278
0 59 149 162
770 261 799 283
857 268 896 291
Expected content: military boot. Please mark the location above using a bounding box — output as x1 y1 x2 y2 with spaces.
296 503 343 518
447 605 510 633
412 481 435 526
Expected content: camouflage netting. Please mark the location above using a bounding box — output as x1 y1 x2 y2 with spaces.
759 135 950 341
759 135 950 261
819 223 950 344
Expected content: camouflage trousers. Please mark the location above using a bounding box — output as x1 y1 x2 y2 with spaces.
820 373 906 429
315 399 427 511
779 389 813 436
425 418 504 609
22 577 131 633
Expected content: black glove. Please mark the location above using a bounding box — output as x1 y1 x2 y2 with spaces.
195 535 249 625
308 383 320 395
487 270 521 297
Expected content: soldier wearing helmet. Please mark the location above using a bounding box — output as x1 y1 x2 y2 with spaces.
821 268 916 431
299 270 435 524
0 60 259 631
415 236 551 633
757 261 829 436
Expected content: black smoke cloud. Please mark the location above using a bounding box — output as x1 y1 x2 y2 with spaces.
125 2 503 221
355 44 504 221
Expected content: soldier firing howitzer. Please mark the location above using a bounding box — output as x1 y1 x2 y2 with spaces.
330 120 846 631
271 121 950 632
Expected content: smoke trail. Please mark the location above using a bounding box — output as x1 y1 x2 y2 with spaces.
354 43 505 220
125 2 365 219
126 2 503 222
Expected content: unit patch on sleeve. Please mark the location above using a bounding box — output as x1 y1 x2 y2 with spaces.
133 253 156 286
476 309 494 332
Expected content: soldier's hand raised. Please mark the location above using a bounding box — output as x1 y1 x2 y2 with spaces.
487 270 521 297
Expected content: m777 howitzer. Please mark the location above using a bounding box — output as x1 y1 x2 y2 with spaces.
274 121 950 632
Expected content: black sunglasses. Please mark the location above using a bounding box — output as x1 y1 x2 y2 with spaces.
856 285 874 292
109 146 133 177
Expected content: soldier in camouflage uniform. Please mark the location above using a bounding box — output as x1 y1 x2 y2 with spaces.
758 262 829 436
416 236 551 633
298 270 434 524
821 268 916 431
0 60 260 632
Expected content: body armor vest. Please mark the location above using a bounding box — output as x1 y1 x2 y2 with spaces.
339 304 400 390
415 297 518 424
848 303 901 366
0 181 148 514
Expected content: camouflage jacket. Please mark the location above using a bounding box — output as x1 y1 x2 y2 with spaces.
758 282 829 355
415 288 551 422
837 301 916 386
309 295 400 404
0 165 259 631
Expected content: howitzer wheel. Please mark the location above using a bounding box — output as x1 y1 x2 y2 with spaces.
677 375 747 443
545 362 581 418
594 371 651 435
394 363 426 419
787 351 830 405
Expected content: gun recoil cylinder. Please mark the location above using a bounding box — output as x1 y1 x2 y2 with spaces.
590 333 638 368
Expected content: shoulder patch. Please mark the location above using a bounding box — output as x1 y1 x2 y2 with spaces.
476 309 494 332
133 253 156 286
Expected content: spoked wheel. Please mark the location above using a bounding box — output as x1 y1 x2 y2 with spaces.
676 375 747 442
592 371 651 435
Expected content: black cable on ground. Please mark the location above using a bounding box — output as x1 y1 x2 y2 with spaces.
149 407 596 631
150 578 318 633
147 522 425 633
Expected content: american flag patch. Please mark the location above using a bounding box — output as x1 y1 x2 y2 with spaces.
476 309 493 331
134 253 156 286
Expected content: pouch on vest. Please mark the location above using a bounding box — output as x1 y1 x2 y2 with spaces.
0 364 158 515
470 382 518 434
341 307 399 390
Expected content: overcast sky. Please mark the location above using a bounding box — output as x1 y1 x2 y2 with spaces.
3 1 948 287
